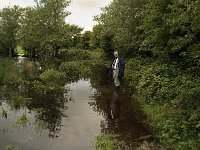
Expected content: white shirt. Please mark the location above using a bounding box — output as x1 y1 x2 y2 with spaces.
113 58 119 70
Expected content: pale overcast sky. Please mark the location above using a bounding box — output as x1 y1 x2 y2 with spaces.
0 0 112 31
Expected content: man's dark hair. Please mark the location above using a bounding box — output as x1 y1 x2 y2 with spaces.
114 50 119 54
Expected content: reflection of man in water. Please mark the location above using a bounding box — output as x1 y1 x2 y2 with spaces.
108 90 120 121
110 50 125 91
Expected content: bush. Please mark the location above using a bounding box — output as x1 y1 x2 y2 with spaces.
0 57 39 85
125 57 153 86
0 58 23 85
125 58 200 149
59 61 91 80
39 69 66 84
89 48 107 61
32 69 66 94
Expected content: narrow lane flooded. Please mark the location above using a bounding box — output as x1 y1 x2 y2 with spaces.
0 60 158 150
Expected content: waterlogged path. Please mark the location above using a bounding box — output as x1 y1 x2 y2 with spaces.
0 58 160 150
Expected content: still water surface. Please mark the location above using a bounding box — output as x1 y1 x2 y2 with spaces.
0 59 155 150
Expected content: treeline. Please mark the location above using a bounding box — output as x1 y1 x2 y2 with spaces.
91 0 200 149
0 0 94 59
91 0 200 62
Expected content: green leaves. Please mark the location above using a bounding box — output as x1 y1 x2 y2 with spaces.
32 69 66 95
95 133 125 150
142 0 200 64
0 1 73 57
125 58 200 149
0 5 22 57
92 0 147 57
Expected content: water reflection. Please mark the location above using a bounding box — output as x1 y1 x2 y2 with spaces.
1 108 7 119
89 64 152 149
0 59 70 140
27 97 67 138
108 89 120 121
0 86 69 139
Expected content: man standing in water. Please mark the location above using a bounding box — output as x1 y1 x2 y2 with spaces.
110 50 125 91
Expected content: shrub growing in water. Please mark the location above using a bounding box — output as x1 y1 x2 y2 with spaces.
59 61 91 80
32 69 66 94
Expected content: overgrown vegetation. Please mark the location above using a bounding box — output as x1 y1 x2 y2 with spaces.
1 0 200 149
92 0 200 149
125 58 200 149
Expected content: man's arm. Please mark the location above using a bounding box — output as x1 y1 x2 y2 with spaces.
121 57 125 70
109 58 114 77
119 57 125 77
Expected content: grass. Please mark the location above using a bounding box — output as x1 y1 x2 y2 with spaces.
95 133 124 150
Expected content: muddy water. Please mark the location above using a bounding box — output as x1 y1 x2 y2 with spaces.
0 61 157 150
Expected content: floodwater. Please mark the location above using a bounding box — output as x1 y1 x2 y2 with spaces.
0 58 160 150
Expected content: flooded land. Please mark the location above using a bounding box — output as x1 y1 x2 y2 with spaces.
0 57 161 150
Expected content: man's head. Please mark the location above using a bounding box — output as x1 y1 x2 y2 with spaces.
113 50 119 58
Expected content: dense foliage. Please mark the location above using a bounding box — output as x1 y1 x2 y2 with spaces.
0 0 83 58
0 0 200 149
94 0 200 149
0 6 22 57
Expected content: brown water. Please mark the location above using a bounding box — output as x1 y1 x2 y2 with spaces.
0 60 160 150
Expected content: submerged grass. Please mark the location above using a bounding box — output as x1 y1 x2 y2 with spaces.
13 114 30 129
5 145 19 150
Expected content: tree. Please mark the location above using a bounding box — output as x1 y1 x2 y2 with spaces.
142 0 200 65
0 5 22 57
91 24 114 56
78 31 92 50
19 0 83 59
92 0 147 57
62 24 83 48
